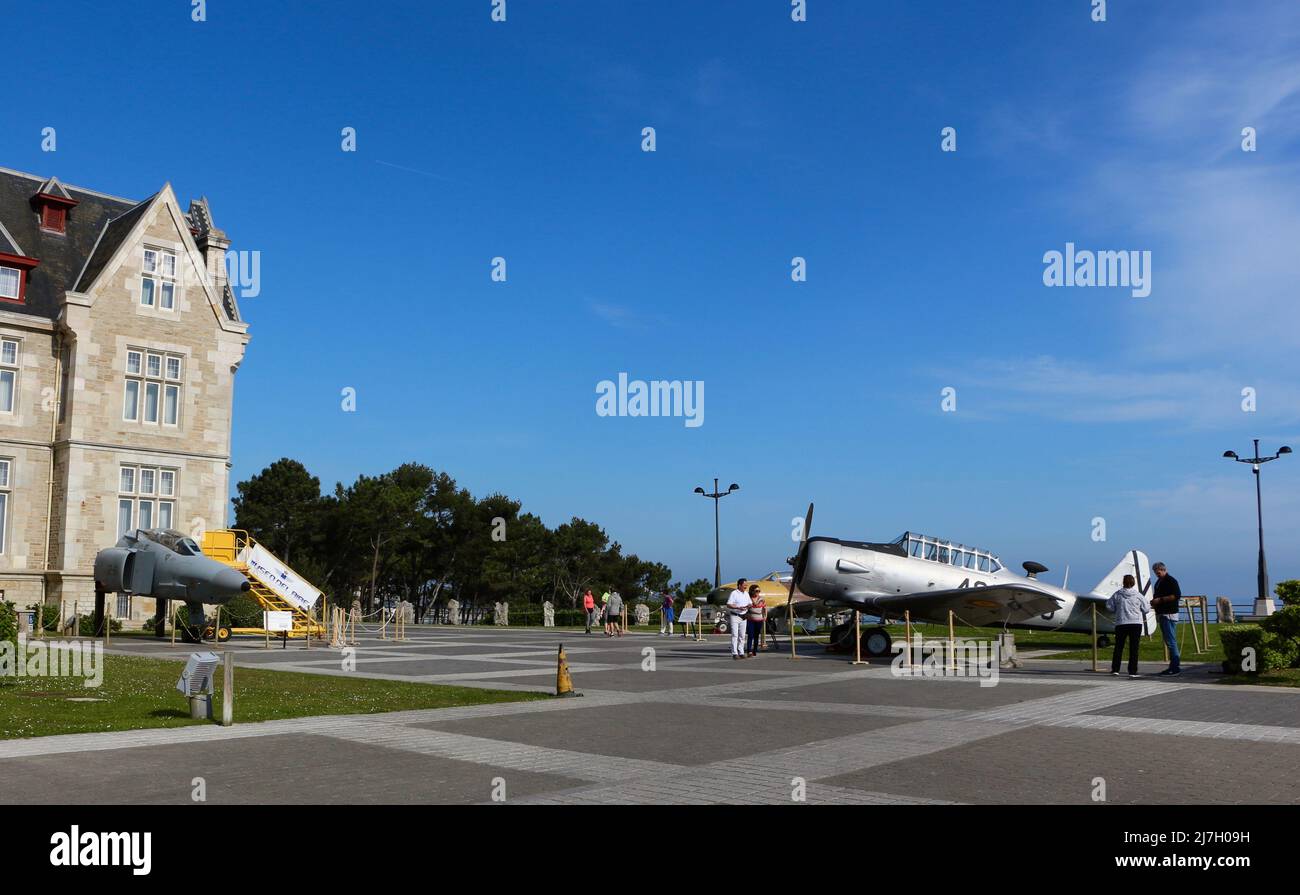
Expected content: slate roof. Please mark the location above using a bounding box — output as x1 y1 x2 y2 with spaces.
0 168 144 321
35 176 75 201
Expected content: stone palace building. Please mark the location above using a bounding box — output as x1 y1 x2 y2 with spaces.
0 167 250 623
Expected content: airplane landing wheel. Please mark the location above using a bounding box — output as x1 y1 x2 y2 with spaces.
862 627 892 658
216 626 231 643
1098 635 1111 648
829 620 856 652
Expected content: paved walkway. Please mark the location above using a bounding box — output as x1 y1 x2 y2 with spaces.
3 627 1298 804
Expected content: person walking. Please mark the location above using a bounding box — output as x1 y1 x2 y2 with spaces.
1150 562 1182 676
660 592 675 636
726 580 752 659
1106 574 1148 678
606 590 624 637
583 589 596 634
745 584 766 657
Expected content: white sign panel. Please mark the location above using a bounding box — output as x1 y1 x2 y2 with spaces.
677 608 699 624
264 611 293 633
241 543 322 613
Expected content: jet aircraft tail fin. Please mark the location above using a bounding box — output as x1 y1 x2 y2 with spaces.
1090 549 1151 599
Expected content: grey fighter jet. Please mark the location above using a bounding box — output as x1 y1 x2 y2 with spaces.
93 529 251 640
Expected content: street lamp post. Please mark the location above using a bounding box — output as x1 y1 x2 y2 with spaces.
694 479 739 590
1223 439 1292 616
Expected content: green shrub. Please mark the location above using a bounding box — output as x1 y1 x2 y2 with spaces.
1261 607 1300 668
39 603 61 632
1262 632 1300 671
0 600 16 646
76 614 122 636
1221 623 1298 673
1220 625 1264 673
1261 605 1300 644
1274 580 1300 607
220 592 266 629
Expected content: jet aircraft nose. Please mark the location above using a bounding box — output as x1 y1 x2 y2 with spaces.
215 568 251 597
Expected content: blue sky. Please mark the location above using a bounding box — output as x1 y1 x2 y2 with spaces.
9 0 1300 600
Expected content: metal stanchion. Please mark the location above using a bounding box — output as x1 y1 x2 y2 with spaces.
904 610 912 668
851 610 866 665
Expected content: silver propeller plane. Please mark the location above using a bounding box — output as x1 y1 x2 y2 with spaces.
94 528 250 640
784 505 1151 658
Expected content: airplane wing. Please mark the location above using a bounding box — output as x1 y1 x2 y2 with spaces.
867 585 1065 627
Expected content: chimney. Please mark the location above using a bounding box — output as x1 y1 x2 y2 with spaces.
187 197 229 296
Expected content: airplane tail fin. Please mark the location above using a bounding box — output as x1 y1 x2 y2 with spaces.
1090 549 1152 599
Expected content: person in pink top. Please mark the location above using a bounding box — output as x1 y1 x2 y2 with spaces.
745 584 767 657
582 589 596 634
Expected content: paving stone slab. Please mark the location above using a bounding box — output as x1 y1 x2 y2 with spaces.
0 733 583 805
418 701 913 766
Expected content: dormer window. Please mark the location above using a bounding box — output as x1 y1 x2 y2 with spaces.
41 204 67 233
32 177 78 235
0 254 37 305
0 267 18 301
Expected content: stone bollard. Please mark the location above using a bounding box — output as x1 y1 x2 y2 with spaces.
1216 597 1235 625
447 598 461 625
543 601 555 627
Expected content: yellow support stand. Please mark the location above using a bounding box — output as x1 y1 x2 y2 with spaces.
1182 596 1209 654
948 609 956 672
904 610 912 669
1091 604 1099 673
850 610 866 666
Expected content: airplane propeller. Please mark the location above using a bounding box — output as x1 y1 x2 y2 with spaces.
785 502 813 652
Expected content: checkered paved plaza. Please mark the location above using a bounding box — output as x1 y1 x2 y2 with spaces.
4 627 1298 805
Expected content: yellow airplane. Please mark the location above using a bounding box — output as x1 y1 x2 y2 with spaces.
709 571 812 612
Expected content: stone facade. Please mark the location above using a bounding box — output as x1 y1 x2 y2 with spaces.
0 170 249 623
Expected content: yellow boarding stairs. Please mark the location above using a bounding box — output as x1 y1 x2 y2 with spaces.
201 529 327 640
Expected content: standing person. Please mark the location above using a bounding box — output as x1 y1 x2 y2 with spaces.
606 590 624 637
1106 574 1148 678
1150 562 1182 675
660 592 675 637
582 589 596 635
745 584 766 657
726 580 752 660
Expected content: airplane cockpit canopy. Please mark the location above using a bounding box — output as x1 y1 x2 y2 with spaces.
893 532 1003 574
142 528 203 556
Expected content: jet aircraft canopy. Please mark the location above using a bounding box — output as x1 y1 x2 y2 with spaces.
139 528 203 556
893 532 1003 574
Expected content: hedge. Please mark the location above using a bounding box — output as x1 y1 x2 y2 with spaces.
1220 623 1300 674
0 600 16 646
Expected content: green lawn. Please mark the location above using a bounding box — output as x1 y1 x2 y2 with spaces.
0 653 547 740
1217 667 1300 687
878 621 1224 662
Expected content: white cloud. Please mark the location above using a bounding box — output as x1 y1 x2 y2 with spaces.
945 356 1300 427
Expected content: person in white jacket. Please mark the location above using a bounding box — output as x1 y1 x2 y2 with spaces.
1105 574 1149 678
